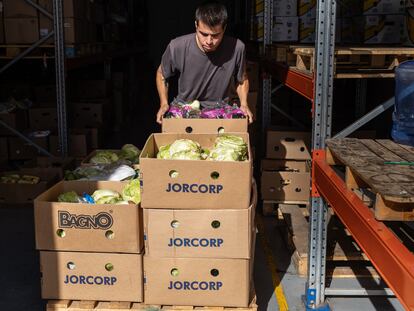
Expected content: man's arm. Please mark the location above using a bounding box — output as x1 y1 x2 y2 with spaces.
156 65 170 124
236 71 253 123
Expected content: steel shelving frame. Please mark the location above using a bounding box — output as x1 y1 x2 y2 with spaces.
262 0 414 310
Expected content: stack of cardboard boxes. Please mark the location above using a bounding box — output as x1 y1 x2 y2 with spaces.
251 0 412 45
140 118 256 306
261 131 311 214
34 180 144 302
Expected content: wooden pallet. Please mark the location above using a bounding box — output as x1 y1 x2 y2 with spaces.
270 44 414 78
277 204 380 279
326 138 414 221
47 298 258 311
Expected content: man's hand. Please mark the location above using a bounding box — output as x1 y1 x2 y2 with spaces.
156 104 169 124
240 105 254 124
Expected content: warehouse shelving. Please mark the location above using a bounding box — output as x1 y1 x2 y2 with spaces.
261 0 414 310
0 0 144 157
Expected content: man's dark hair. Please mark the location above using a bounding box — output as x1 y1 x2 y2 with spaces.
195 2 228 28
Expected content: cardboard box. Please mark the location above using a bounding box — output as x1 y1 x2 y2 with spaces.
144 257 252 307
252 14 264 42
405 6 414 46
3 0 38 17
8 135 49 160
273 0 297 17
363 0 404 15
29 108 58 130
40 251 143 302
140 133 252 210
299 16 315 43
34 180 143 253
261 159 310 202
39 0 86 18
0 168 58 204
73 102 107 128
162 119 248 134
298 0 316 17
24 156 75 179
49 129 90 157
0 110 28 135
144 184 256 258
272 16 298 42
363 15 405 44
4 17 39 44
341 17 364 44
39 17 84 44
266 131 311 160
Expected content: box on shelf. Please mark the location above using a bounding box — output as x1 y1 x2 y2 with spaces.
3 0 38 17
8 135 49 160
34 180 143 253
144 184 256 258
299 16 315 43
260 159 310 202
24 156 75 179
272 16 298 42
363 15 405 44
341 17 364 44
266 131 311 160
405 6 414 46
363 0 404 15
49 129 91 158
39 17 84 44
140 133 252 210
144 256 253 307
29 108 58 130
38 0 87 19
339 0 362 17
162 119 248 134
0 110 28 135
0 168 58 204
40 251 143 302
273 0 297 16
4 18 39 44
72 101 108 128
298 0 316 18
251 14 264 42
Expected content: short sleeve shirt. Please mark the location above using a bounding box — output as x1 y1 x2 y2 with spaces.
161 33 246 104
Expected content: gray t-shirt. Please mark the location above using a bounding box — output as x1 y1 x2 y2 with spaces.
161 33 246 106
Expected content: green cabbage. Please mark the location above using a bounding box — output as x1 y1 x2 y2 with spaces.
92 189 122 204
171 150 202 160
157 144 171 159
120 144 141 163
122 179 141 204
169 139 201 155
90 151 119 164
58 191 81 203
157 139 202 160
208 135 248 161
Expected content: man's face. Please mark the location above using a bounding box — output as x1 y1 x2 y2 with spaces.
195 20 225 53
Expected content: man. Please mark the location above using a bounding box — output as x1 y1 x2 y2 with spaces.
156 1 253 124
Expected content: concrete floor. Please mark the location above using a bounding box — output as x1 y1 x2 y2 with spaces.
0 205 405 311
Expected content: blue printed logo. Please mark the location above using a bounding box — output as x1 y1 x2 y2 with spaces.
166 183 223 194
168 238 224 248
168 281 223 290
64 275 117 285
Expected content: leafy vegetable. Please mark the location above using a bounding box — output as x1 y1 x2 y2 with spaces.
122 179 141 204
58 191 81 203
91 189 122 204
208 135 248 161
157 139 202 160
90 151 119 164
119 144 141 163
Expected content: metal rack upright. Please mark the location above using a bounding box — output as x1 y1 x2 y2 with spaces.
261 0 414 310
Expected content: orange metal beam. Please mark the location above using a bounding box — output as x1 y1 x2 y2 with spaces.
263 60 314 101
313 153 414 311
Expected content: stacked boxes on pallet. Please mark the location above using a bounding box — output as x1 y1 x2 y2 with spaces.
34 180 144 302
261 131 311 213
140 121 256 306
